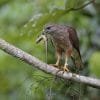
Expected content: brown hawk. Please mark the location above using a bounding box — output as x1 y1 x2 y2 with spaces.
36 24 83 72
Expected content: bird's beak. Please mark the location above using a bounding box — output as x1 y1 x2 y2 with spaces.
36 32 47 44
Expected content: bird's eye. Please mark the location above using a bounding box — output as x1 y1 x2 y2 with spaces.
46 26 51 30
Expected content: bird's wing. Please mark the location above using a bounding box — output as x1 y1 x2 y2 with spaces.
68 27 83 69
68 27 81 57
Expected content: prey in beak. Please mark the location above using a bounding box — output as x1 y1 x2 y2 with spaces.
36 31 48 65
36 32 47 44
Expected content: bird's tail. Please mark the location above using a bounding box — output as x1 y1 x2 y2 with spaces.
72 49 83 70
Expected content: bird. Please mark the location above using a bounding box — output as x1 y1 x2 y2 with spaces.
36 23 83 72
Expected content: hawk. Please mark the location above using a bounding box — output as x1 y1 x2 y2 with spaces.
36 24 83 72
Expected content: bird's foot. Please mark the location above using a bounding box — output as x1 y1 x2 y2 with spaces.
63 65 69 73
49 64 62 75
55 65 69 75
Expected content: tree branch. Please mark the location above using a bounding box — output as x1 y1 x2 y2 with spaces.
0 38 100 89
65 0 95 12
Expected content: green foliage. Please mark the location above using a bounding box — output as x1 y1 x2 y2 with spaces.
65 0 85 9
89 52 100 77
0 0 100 100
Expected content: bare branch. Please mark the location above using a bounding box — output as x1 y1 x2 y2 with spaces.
66 0 95 12
0 38 100 89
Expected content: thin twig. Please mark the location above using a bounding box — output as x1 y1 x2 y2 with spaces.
65 0 95 12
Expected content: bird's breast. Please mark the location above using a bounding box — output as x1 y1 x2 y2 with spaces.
50 31 71 50
52 37 70 51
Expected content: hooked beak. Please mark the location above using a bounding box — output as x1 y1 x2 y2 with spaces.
36 32 47 44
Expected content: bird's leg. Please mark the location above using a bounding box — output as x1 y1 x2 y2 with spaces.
63 49 72 72
56 56 69 75
55 54 60 67
63 56 69 72
55 54 63 75
50 53 61 68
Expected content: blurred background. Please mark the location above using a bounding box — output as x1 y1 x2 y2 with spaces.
0 0 100 100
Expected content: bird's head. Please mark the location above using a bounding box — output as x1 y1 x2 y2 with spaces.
36 24 57 43
43 24 57 35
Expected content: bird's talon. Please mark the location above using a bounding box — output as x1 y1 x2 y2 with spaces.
63 66 69 73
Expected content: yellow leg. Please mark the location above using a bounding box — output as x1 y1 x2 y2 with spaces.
55 54 60 66
63 56 69 72
50 54 61 68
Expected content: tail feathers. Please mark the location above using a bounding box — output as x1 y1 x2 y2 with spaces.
72 49 83 70
74 58 83 70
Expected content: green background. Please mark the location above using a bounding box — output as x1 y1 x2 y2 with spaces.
0 0 100 100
